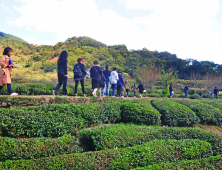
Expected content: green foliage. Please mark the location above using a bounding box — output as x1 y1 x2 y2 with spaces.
151 99 199 126
172 99 222 126
189 94 201 99
0 139 213 169
202 94 214 98
78 124 222 155
0 134 83 162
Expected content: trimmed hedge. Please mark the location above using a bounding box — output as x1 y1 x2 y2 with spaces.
120 100 161 125
78 124 222 155
0 139 213 169
172 99 222 126
151 99 199 126
0 134 83 162
199 100 222 111
136 154 222 169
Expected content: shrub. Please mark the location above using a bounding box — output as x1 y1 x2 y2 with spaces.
199 100 222 111
172 99 222 126
0 139 213 169
147 93 161 97
120 100 161 125
151 99 199 126
0 134 83 162
78 124 222 155
202 94 214 99
189 94 201 99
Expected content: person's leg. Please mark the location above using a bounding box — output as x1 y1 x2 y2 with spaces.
112 84 116 96
107 82 110 96
0 86 3 92
54 74 63 94
185 90 188 98
80 79 85 95
126 89 129 97
120 86 123 97
75 80 79 95
62 76 67 95
117 85 120 97
99 88 101 97
93 88 98 96
134 92 136 97
7 84 13 94
103 83 107 96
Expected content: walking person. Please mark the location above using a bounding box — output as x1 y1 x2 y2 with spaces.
103 65 111 97
52 51 69 96
0 47 18 96
73 58 87 97
99 72 106 97
109 67 119 97
184 84 189 98
117 72 125 97
90 60 102 97
214 86 219 98
125 80 130 97
169 85 173 98
132 83 137 98
137 82 144 98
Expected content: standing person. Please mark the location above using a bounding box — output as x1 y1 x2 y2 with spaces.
137 82 144 98
103 65 111 97
90 60 102 97
169 85 173 98
214 86 218 98
0 47 18 96
99 72 106 97
73 58 87 97
125 80 131 97
117 72 125 97
52 51 69 96
184 84 189 98
132 83 137 98
109 67 119 97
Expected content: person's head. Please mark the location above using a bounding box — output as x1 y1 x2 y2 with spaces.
215 86 217 88
105 65 109 70
3 47 12 56
187 84 189 86
134 83 136 86
77 58 84 63
171 84 173 87
118 71 121 74
125 80 128 83
94 60 99 65
58 51 68 63
113 67 117 71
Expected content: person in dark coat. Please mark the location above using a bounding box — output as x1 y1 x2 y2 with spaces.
184 84 189 98
52 51 69 96
137 82 144 98
169 85 173 98
73 58 87 97
103 65 111 96
117 72 125 97
90 60 102 97
214 86 219 98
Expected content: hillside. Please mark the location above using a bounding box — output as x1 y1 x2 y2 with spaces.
0 31 222 82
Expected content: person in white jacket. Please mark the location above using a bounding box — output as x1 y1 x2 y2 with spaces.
109 67 119 97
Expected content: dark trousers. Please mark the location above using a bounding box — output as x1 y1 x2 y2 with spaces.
117 85 122 97
75 79 85 94
54 74 67 95
214 93 218 98
0 84 13 94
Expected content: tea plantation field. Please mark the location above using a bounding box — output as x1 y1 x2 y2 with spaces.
1 99 222 169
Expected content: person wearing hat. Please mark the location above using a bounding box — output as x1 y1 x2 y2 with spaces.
117 71 125 97
90 60 102 97
103 65 111 97
73 58 87 97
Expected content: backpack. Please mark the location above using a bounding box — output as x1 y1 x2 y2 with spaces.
73 64 83 77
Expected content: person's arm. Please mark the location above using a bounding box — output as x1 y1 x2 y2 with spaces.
0 56 9 68
64 60 67 75
82 64 87 76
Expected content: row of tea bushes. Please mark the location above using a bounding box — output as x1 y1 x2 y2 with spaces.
172 99 222 126
151 99 199 126
0 134 83 162
136 154 222 170
0 139 213 169
199 99 222 111
78 124 222 155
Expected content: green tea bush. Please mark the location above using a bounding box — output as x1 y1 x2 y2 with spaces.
136 154 222 169
120 100 161 125
172 99 222 126
78 124 222 155
199 100 222 111
147 93 161 97
0 139 213 170
151 99 199 126
0 134 83 162
189 94 201 99
202 94 214 98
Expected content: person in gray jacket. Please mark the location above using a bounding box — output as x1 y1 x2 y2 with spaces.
109 67 119 97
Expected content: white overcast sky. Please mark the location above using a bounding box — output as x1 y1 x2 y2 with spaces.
0 0 222 64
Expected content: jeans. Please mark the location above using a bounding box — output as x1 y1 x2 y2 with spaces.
117 85 122 97
126 89 129 96
185 90 188 98
112 84 117 96
170 91 173 97
134 92 136 96
54 74 67 95
0 84 13 94
103 82 110 96
75 79 85 94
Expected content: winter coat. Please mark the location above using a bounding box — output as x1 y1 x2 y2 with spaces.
73 62 86 80
0 55 13 86
138 84 144 92
184 85 189 91
117 74 125 86
109 71 119 84
169 86 173 92
103 70 111 82
90 66 102 80
125 82 131 90
57 58 67 75
132 85 137 92
214 88 219 94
